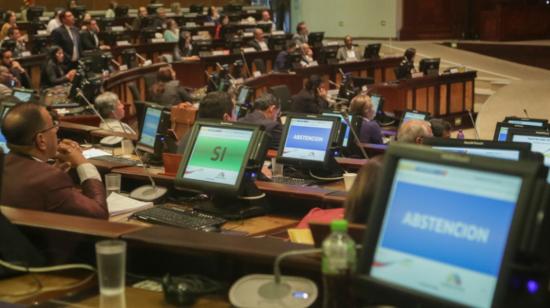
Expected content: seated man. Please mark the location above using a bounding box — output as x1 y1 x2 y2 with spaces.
291 74 330 114
81 19 109 51
0 66 15 99
336 35 361 62
396 119 433 144
274 41 297 72
238 93 282 149
150 66 193 106
1 103 108 219
1 48 31 88
177 91 235 153
95 91 136 135
0 28 28 58
260 10 276 32
248 28 269 52
292 21 309 45
349 94 383 144
395 47 416 80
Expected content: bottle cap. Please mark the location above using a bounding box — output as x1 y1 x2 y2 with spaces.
330 219 348 232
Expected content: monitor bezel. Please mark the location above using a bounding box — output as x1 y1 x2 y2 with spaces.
237 86 251 106
11 88 34 103
370 93 384 115
504 116 548 129
423 137 532 160
493 121 538 142
276 114 339 169
355 143 541 308
175 120 262 196
136 105 164 154
321 111 360 149
399 109 430 127
506 128 550 142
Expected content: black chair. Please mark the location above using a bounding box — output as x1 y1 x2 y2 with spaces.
269 85 292 112
252 58 266 74
127 83 141 102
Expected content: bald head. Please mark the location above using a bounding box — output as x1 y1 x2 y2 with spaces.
397 120 433 144
254 28 264 41
2 103 48 147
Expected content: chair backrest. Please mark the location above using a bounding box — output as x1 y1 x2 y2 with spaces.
127 82 141 102
269 85 292 112
252 58 266 74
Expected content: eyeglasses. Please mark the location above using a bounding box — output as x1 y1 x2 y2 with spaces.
32 120 59 141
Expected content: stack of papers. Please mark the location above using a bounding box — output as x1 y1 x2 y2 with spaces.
107 193 153 216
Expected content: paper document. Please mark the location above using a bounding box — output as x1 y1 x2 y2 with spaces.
107 192 153 216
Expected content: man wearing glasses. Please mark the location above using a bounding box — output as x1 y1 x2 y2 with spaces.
0 103 108 219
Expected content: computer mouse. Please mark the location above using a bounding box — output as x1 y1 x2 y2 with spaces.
200 225 221 233
100 136 124 147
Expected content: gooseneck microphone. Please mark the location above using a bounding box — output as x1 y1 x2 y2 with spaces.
341 110 369 159
467 109 480 140
76 89 167 202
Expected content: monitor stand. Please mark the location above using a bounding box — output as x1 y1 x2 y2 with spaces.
193 179 269 220
309 156 345 181
141 152 163 166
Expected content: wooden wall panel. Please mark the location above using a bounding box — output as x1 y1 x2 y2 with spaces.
400 0 466 40
415 88 428 112
450 83 464 113
439 84 447 115
5 0 248 12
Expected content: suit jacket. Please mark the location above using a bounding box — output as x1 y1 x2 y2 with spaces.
150 80 193 106
1 153 108 219
291 89 329 114
336 46 362 62
51 25 82 64
292 33 307 45
248 39 269 52
80 30 99 51
40 60 68 89
238 110 282 149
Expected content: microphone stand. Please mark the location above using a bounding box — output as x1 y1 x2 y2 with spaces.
239 49 252 78
341 110 369 159
467 109 480 140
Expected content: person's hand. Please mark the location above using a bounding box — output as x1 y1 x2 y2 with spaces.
56 139 86 167
66 69 77 81
53 160 72 173
11 61 25 73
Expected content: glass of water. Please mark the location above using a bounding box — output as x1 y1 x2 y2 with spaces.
96 240 126 296
105 173 121 196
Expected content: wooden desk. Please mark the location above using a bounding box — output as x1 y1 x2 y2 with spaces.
369 71 477 127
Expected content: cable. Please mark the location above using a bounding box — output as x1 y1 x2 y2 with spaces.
308 170 344 181
0 258 95 273
273 248 322 284
237 193 266 200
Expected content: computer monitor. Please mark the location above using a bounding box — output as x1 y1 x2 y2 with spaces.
71 6 87 21
370 94 383 115
26 6 44 22
355 143 542 308
322 112 360 149
268 33 287 51
424 137 532 161
12 88 34 103
237 86 251 107
504 117 548 129
0 103 15 154
137 106 163 154
277 114 342 177
115 5 129 18
400 109 429 127
508 129 550 183
363 43 381 59
31 35 49 55
493 121 538 142
419 58 440 76
175 120 270 218
320 46 339 65
121 48 138 68
308 32 324 48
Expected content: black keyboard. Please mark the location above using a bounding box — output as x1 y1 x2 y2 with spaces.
90 155 138 166
270 176 315 186
132 205 227 230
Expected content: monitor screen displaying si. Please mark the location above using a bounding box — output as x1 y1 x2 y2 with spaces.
432 146 521 161
281 117 334 162
182 126 254 186
510 133 550 183
370 158 522 307
138 107 162 148
322 112 353 147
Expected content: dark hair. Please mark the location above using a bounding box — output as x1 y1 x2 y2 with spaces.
207 6 214 17
0 48 10 57
296 21 305 33
305 74 322 92
2 103 48 146
285 40 296 51
429 118 452 138
166 18 176 29
47 45 63 62
4 11 15 23
59 10 71 22
253 93 279 111
198 91 233 120
344 155 384 223
151 67 174 96
404 48 416 61
6 27 18 38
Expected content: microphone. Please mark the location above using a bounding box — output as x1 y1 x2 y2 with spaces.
328 80 340 88
341 110 369 159
523 109 530 118
239 49 252 78
135 52 152 66
229 248 320 307
467 109 480 140
76 89 167 202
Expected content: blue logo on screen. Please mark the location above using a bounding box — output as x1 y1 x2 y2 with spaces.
284 125 331 151
381 182 515 275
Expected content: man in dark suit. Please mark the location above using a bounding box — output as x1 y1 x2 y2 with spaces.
291 74 330 114
0 103 108 219
80 19 100 51
248 28 269 52
239 93 282 149
150 66 193 106
50 10 81 68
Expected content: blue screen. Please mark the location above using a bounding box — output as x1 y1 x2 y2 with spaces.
282 118 333 162
497 127 509 142
402 112 427 126
371 95 381 113
0 106 11 153
139 108 162 148
370 159 522 308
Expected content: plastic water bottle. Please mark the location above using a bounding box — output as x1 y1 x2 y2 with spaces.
457 129 465 139
322 219 356 308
